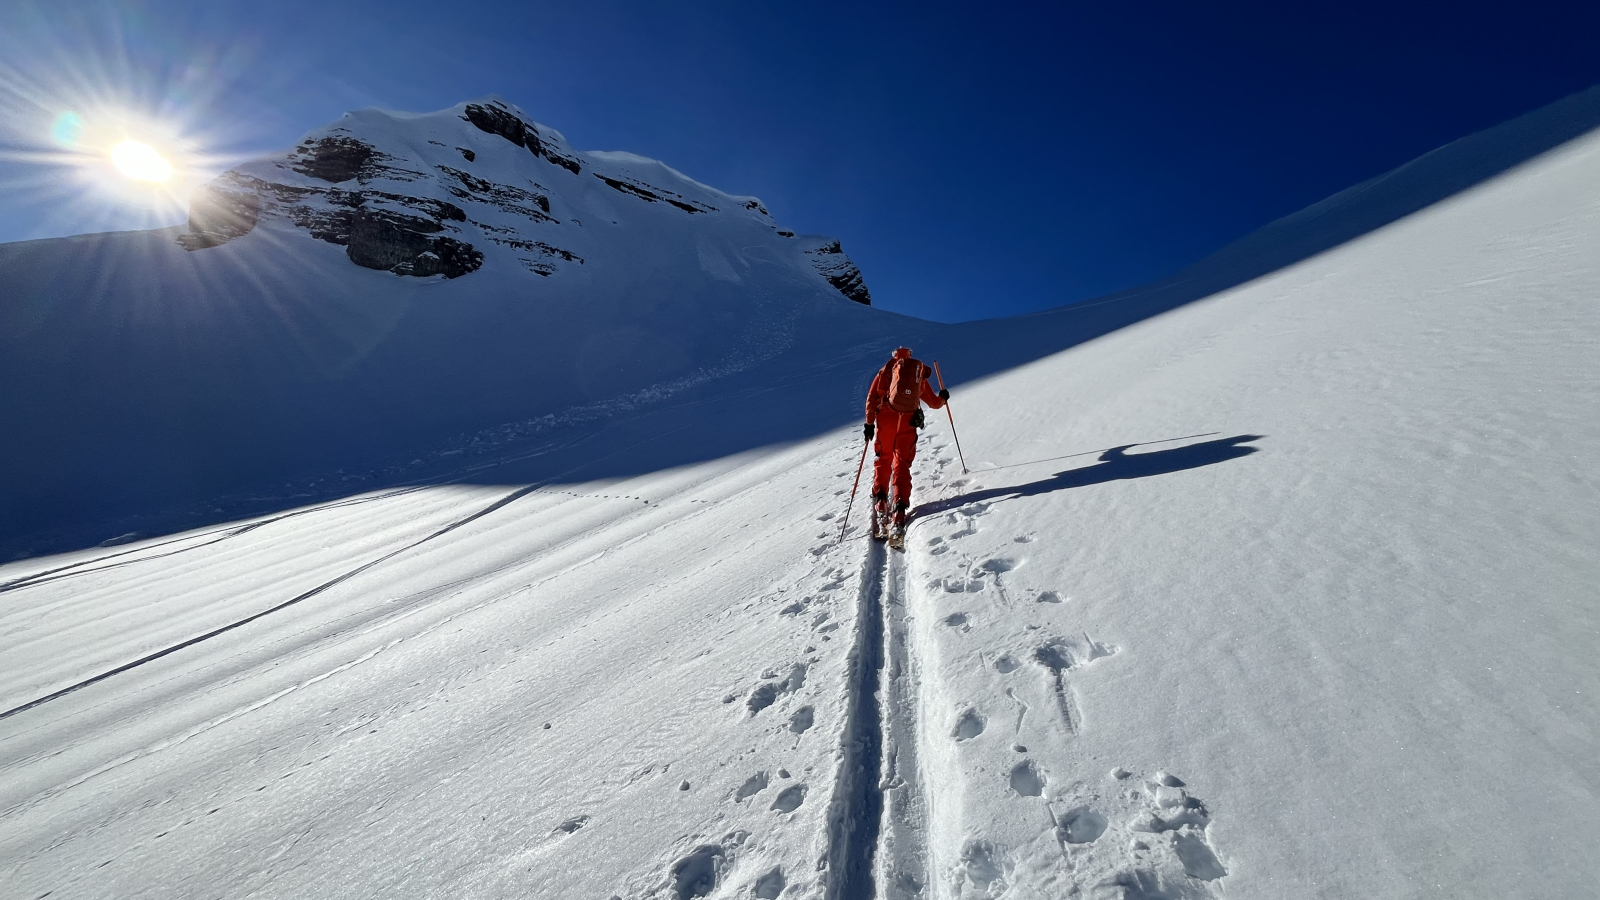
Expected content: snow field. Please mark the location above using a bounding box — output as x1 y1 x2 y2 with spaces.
864 123 1599 899
1 96 1597 900
0 433 911 899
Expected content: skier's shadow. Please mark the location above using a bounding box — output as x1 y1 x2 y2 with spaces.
915 434 1264 518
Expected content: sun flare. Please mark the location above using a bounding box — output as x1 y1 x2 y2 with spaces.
110 140 173 182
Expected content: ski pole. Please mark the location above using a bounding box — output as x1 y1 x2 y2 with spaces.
838 438 871 544
932 361 968 474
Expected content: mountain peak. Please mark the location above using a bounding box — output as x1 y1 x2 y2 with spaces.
177 98 871 301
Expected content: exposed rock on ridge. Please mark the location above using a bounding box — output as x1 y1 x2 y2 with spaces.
461 101 584 175
800 237 873 306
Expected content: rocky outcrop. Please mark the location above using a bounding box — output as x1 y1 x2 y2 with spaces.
595 174 717 214
462 101 584 175
179 169 481 278
347 208 482 278
290 136 376 183
801 238 872 305
482 236 584 276
438 166 554 222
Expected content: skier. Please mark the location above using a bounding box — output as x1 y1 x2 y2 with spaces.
863 347 949 544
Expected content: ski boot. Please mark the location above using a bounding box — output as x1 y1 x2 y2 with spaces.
870 492 890 542
888 501 910 551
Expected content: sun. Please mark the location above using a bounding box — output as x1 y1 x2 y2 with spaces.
111 139 173 183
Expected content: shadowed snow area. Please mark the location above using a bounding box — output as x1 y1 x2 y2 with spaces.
1 90 1597 899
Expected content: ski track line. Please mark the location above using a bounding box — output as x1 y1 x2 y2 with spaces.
0 466 762 812
877 542 931 900
0 486 435 595
1 438 839 805
1 636 405 821
1 407 618 597
0 418 715 722
824 538 888 900
0 483 546 722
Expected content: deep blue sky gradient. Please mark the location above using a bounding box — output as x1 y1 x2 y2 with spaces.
2 0 1597 321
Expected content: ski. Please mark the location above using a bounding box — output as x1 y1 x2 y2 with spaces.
887 526 906 551
887 512 908 551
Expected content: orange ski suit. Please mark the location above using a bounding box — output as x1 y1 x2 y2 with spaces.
865 355 946 506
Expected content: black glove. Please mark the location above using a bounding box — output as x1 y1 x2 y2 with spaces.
911 408 926 430
938 388 950 401
864 421 875 441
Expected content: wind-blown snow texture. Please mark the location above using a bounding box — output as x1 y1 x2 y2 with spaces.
2 90 1598 899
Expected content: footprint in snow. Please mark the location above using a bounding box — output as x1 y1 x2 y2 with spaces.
994 654 1020 673
746 664 807 715
951 708 986 741
1046 768 1227 895
1033 637 1115 731
789 705 814 734
1036 591 1062 604
955 840 1011 896
1034 635 1118 673
553 814 590 835
1009 760 1045 797
979 557 1016 574
747 683 781 713
1056 806 1108 844
944 612 970 630
670 845 726 900
1129 773 1228 882
770 784 806 813
735 772 769 801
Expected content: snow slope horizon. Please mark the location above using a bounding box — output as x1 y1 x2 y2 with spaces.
2 86 1598 564
1 93 1596 899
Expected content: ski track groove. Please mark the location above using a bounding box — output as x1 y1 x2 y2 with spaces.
877 541 930 899
825 451 954 900
825 538 887 900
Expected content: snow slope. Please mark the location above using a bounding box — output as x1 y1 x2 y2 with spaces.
2 91 1598 899
0 97 888 558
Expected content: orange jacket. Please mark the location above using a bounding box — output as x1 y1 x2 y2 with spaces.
865 358 946 420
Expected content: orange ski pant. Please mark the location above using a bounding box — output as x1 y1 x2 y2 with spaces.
871 408 919 505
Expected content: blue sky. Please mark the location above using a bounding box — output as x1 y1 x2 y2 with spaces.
2 0 1596 322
